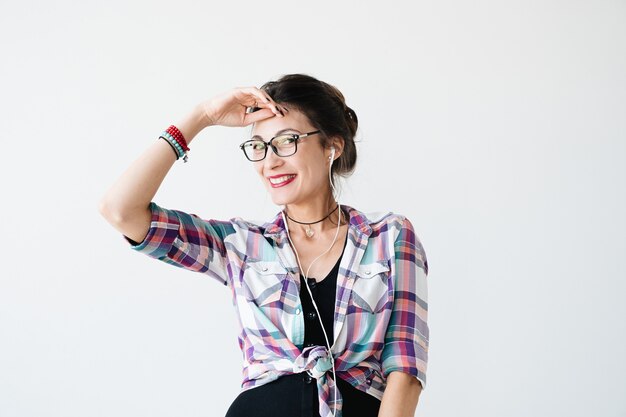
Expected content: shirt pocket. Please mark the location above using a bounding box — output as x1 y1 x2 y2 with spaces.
242 260 287 306
351 261 391 313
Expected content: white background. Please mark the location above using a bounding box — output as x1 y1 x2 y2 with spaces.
1 1 624 416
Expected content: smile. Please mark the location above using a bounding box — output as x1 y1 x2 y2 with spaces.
268 174 297 188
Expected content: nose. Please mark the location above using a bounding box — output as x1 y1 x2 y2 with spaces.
263 146 283 170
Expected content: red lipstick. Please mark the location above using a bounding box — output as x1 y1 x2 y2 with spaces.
268 174 297 188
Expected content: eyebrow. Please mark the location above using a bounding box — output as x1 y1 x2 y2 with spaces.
251 128 301 140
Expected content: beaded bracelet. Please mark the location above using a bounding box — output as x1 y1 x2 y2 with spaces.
160 136 181 159
160 132 185 155
159 135 187 162
166 125 190 151
159 125 190 163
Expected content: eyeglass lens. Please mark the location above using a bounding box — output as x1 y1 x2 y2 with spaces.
243 135 297 160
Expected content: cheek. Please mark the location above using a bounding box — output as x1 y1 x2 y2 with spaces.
302 167 329 189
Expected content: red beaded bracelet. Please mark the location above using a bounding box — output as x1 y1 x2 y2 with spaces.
166 125 190 151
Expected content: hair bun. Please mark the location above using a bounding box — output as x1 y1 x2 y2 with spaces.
345 106 358 125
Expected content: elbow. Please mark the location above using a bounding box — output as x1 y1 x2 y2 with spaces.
98 197 125 226
98 197 152 231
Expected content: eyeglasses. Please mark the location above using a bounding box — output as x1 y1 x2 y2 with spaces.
239 130 321 162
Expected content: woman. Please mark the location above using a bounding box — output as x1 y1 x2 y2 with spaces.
99 73 429 417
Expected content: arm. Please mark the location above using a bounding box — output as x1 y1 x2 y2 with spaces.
98 87 284 243
98 107 208 243
378 371 422 417
98 87 285 284
379 216 429 417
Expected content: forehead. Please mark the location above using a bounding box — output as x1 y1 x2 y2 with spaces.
250 108 313 139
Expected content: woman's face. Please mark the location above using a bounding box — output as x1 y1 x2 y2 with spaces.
250 108 333 207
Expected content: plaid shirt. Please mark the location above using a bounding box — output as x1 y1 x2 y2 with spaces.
124 202 429 417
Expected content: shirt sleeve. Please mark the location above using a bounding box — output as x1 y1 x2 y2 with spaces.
380 216 429 389
122 201 235 288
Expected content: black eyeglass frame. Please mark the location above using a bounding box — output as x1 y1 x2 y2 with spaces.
239 130 322 162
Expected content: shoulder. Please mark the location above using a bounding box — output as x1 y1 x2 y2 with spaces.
226 215 276 236
353 206 426 262
350 206 408 235
221 216 264 234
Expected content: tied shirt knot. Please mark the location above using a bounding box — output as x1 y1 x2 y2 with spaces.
293 345 343 417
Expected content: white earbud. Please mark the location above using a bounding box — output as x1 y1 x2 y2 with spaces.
329 146 336 161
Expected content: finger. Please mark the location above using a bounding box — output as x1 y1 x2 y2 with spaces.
241 87 281 116
249 86 274 105
243 108 277 125
249 100 283 117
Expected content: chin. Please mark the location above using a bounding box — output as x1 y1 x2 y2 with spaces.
265 184 300 207
269 194 294 207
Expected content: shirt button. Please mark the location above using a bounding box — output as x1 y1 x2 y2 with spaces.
306 311 317 321
262 267 268 272
303 374 313 384
305 343 315 347
364 271 371 275
295 308 301 315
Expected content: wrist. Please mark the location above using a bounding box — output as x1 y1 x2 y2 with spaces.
191 104 213 129
174 106 208 145
194 103 214 128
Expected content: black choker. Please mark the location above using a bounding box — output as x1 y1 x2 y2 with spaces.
284 204 339 238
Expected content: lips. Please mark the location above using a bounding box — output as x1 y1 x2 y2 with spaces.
268 174 297 188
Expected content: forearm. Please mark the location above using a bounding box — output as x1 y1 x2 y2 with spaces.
378 371 422 417
99 105 208 221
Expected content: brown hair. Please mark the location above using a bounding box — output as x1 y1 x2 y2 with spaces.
254 73 358 186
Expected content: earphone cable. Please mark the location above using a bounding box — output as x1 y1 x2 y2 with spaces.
281 149 340 417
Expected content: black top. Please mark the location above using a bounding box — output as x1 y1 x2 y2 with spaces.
225 236 381 417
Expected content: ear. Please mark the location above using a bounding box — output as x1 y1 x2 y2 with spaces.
327 136 344 161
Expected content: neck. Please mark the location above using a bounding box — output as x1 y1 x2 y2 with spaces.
283 194 345 237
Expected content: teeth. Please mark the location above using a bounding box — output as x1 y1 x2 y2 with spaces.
269 175 296 184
